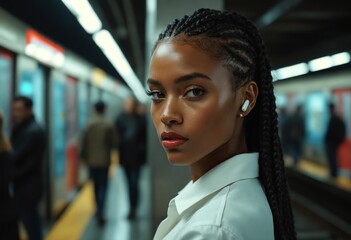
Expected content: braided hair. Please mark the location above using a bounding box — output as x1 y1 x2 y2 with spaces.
153 8 296 240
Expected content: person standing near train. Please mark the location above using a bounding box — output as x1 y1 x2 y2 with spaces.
10 96 46 240
325 103 346 178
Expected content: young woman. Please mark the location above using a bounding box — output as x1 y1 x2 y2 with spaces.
147 8 296 240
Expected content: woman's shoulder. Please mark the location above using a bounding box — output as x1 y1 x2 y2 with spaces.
221 179 275 239
177 179 274 239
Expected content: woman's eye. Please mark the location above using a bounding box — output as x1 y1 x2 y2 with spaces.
146 90 165 100
185 88 205 98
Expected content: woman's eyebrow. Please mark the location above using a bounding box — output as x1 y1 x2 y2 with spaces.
146 78 161 86
175 72 211 84
147 72 211 85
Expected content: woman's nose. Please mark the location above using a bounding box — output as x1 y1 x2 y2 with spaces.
160 97 182 126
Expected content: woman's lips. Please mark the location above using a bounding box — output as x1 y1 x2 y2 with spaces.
161 132 188 149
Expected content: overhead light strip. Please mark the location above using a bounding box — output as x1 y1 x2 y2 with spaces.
62 0 102 34
273 52 351 82
61 0 147 103
93 30 148 102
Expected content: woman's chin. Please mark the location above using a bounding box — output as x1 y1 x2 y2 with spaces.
166 152 190 166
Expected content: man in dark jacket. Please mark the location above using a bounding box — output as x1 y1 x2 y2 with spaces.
325 103 346 178
115 97 145 220
10 96 45 240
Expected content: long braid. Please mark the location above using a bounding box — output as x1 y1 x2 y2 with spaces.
154 8 296 239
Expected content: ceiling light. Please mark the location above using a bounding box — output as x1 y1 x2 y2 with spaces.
275 63 309 80
331 52 350 66
271 70 279 82
308 56 333 72
61 0 102 34
93 30 148 103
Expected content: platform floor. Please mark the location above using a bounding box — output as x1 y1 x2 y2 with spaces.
45 165 152 240
80 166 152 240
286 157 351 192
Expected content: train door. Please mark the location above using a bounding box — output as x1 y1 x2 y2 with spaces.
0 48 14 137
78 80 89 132
305 92 329 162
77 81 89 185
49 70 67 214
65 76 79 192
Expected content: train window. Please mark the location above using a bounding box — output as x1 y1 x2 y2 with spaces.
16 55 45 126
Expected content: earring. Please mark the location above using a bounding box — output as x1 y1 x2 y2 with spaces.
240 113 244 117
241 99 250 112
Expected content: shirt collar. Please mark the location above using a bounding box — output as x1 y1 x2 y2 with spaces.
174 152 259 215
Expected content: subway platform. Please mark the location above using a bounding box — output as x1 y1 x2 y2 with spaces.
45 165 152 240
33 159 350 240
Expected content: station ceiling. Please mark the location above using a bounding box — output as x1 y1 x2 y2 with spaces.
1 0 351 86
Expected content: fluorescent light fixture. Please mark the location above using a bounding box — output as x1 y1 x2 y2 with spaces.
275 63 309 80
61 0 102 34
147 0 156 12
308 52 351 72
308 56 333 72
61 0 145 101
93 30 148 102
77 15 102 34
331 52 350 66
273 52 350 81
271 70 279 82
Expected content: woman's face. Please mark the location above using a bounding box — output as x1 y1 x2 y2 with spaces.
148 40 245 167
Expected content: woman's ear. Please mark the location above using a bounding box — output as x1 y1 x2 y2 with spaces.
239 81 259 117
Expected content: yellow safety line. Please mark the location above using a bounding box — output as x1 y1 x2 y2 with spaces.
45 181 95 240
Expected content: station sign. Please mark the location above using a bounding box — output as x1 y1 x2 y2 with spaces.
25 29 65 68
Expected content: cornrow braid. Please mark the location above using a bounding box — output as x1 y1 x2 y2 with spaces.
154 8 296 239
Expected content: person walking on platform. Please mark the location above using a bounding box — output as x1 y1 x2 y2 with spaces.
137 104 147 167
0 112 19 240
10 96 45 240
147 8 296 239
115 97 144 220
287 105 305 166
80 101 118 227
325 103 346 178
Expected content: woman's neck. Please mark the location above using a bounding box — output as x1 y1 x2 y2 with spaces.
190 135 247 182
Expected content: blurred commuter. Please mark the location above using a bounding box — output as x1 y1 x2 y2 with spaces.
10 96 45 240
137 104 147 166
325 103 346 178
0 112 19 240
80 101 118 226
286 105 305 166
115 97 144 220
278 107 290 156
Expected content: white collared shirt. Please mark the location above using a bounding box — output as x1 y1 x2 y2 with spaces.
154 153 274 240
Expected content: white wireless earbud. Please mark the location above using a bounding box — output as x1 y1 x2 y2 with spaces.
241 99 250 112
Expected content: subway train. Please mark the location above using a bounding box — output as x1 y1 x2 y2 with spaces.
0 7 130 220
274 69 351 177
